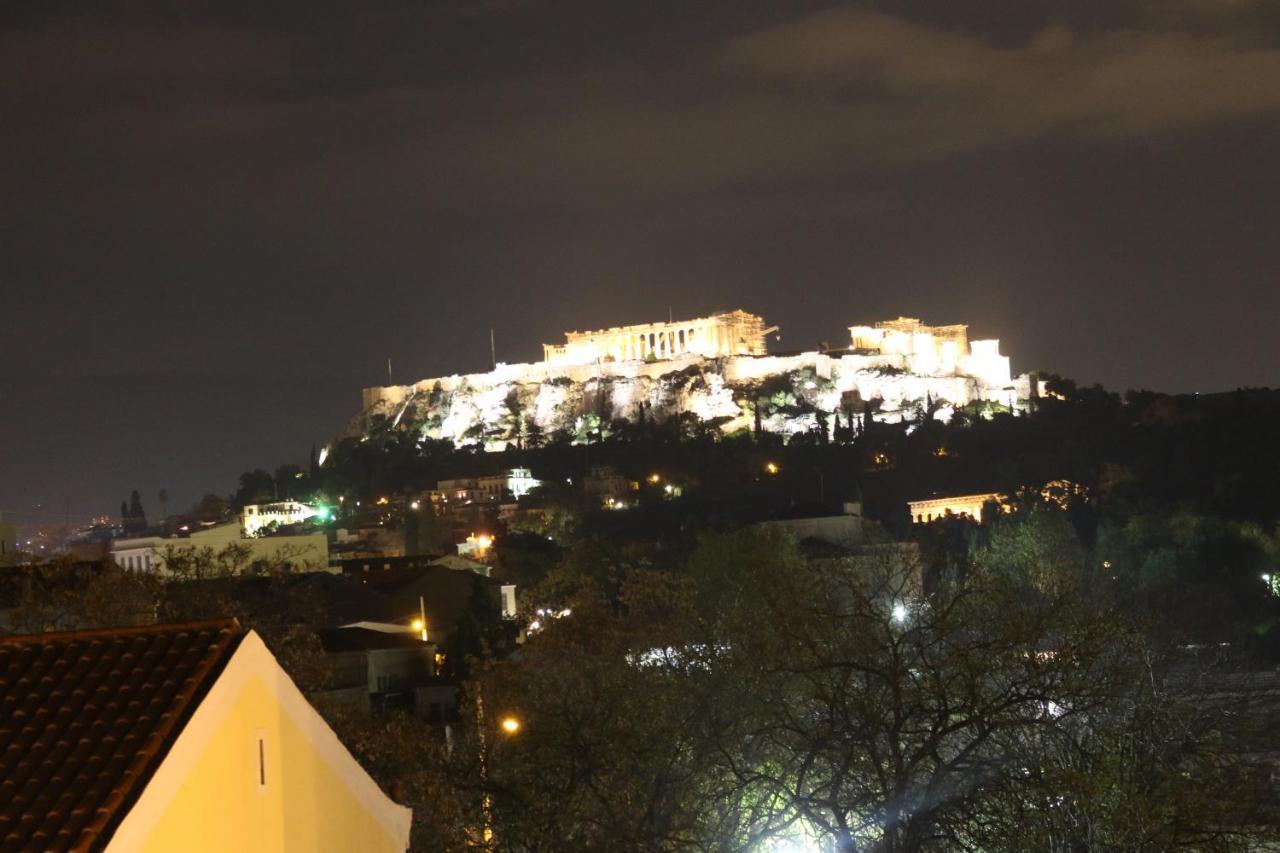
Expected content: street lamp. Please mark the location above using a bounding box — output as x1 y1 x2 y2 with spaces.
500 715 521 735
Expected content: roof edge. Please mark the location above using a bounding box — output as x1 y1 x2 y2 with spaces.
0 617 242 646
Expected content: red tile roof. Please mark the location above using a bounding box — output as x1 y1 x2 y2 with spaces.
0 619 242 852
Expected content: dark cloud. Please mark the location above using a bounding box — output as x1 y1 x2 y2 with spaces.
719 9 1280 148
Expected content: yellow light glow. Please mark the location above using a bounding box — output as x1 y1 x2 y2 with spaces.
500 716 521 734
411 618 425 632
765 462 779 475
648 473 661 484
410 500 421 509
376 496 390 505
475 534 493 549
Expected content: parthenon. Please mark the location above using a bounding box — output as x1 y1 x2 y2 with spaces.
542 309 772 366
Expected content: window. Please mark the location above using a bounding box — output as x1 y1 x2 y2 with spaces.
255 728 269 791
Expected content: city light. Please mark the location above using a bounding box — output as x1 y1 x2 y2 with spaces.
410 618 425 632
765 462 779 475
648 473 661 484
500 716 522 734
410 500 420 510
891 602 909 624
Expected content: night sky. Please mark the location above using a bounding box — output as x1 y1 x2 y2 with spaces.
4 0 1279 525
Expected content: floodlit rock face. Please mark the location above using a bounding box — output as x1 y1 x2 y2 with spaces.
354 347 1034 450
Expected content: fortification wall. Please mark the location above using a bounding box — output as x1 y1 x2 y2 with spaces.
355 347 1023 451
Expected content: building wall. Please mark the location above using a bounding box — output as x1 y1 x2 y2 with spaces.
107 633 410 852
908 493 1005 524
759 513 865 547
112 527 330 574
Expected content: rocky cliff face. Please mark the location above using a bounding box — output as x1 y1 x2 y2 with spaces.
353 351 1030 449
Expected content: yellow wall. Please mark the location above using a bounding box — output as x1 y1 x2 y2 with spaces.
129 671 405 852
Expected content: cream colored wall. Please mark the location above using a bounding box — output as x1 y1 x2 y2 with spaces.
108 633 411 852
178 525 330 572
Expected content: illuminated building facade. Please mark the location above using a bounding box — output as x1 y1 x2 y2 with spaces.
908 493 1006 524
243 501 324 536
359 311 1036 450
543 309 772 365
849 317 1011 388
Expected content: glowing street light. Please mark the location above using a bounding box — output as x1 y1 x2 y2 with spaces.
410 500 421 510
500 716 521 735
648 473 661 484
891 602 909 624
765 462 779 475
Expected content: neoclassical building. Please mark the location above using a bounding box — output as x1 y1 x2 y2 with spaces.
543 309 773 366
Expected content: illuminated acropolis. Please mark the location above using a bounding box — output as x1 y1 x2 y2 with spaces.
543 310 773 366
357 310 1035 450
849 317 1011 388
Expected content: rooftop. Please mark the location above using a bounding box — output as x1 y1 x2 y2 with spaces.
0 619 242 851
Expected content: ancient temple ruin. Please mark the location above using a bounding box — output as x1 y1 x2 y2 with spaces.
355 310 1033 450
543 310 773 366
848 317 1011 388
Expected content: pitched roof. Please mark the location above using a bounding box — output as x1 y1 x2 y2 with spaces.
0 619 242 852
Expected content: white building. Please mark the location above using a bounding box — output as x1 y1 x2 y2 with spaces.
111 522 330 574
431 468 542 505
907 493 1006 524
242 501 325 536
848 317 1011 389
543 309 773 366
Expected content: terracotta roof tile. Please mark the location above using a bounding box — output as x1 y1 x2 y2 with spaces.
0 619 241 852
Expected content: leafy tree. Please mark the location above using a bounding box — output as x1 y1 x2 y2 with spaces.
233 469 276 507
701 530 1265 851
274 464 303 500
8 559 158 633
471 571 745 851
453 528 1271 851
